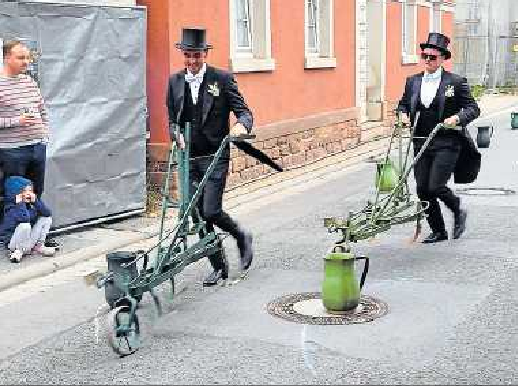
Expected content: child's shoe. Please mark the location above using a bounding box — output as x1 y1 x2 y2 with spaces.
44 238 61 250
32 243 56 257
9 249 23 263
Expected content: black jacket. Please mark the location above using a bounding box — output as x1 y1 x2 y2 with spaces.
398 69 481 183
166 65 253 153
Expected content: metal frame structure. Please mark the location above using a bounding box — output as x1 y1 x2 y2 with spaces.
89 123 256 357
324 114 458 253
86 116 460 356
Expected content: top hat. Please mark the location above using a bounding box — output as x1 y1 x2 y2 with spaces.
420 32 451 60
175 27 213 51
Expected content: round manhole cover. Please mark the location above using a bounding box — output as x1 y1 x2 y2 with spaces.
266 292 388 325
456 187 516 196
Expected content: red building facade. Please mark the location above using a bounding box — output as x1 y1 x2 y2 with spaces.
138 0 455 189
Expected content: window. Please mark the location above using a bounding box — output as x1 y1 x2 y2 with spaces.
236 0 252 53
401 0 418 64
304 0 336 68
306 0 319 54
430 1 442 33
229 0 275 73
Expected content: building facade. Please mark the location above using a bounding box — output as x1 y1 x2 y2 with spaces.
139 0 455 191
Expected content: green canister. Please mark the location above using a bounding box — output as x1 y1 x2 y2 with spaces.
375 159 399 192
322 250 369 314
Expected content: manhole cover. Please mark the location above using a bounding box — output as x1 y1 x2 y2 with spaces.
266 292 388 325
456 187 516 196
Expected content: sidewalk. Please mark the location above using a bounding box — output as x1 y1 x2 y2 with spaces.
0 93 517 291
476 93 518 118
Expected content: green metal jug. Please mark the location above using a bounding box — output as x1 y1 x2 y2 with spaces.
375 159 398 192
322 249 369 313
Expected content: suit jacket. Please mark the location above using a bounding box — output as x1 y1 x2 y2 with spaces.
166 65 253 154
397 69 482 184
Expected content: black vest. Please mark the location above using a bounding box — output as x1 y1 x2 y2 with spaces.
415 93 441 139
414 92 460 149
180 79 212 156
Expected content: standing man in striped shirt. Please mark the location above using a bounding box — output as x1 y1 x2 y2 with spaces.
0 39 50 198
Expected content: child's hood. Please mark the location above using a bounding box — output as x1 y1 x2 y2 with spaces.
4 176 32 203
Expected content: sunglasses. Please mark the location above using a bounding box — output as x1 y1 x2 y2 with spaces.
183 52 204 59
421 53 439 61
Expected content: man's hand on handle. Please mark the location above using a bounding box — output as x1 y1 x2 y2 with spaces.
443 115 460 129
230 122 248 136
175 132 186 150
400 113 411 126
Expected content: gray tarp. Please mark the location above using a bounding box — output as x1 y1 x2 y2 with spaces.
0 1 147 227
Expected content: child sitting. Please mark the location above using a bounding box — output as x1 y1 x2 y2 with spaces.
0 176 55 263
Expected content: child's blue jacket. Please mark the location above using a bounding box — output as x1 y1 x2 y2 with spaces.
0 176 52 245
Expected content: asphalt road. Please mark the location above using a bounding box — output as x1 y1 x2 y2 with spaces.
1 106 518 384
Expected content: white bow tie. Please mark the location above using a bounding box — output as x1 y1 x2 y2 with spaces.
423 71 441 82
185 71 204 84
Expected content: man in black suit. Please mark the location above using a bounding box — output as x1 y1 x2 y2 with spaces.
166 27 254 286
398 32 480 244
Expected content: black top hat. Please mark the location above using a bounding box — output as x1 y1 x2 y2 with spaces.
420 32 451 60
175 27 213 51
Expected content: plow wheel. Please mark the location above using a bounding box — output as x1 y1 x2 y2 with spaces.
107 305 141 357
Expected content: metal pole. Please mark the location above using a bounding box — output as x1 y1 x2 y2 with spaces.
488 0 495 89
182 122 191 231
175 125 185 220
156 139 175 267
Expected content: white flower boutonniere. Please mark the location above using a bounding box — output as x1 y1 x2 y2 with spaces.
445 85 455 98
208 82 220 97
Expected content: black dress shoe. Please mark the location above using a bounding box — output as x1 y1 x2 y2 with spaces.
238 232 253 271
207 247 229 281
453 209 467 239
203 270 224 287
422 231 448 244
44 238 61 250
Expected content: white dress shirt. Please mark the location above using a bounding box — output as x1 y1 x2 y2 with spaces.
185 63 207 104
420 66 443 108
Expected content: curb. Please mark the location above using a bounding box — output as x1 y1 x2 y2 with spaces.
0 232 148 292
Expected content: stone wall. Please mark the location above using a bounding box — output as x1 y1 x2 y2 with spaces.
226 119 361 188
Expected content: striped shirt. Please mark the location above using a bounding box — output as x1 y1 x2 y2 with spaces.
0 74 49 149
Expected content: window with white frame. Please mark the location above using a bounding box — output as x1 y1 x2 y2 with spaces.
305 0 336 68
236 0 253 53
432 2 442 32
401 0 418 63
229 0 275 73
306 0 319 54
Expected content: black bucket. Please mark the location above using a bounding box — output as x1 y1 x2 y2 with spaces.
105 251 140 308
476 126 493 148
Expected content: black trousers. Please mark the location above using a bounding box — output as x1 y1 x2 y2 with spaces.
413 138 461 234
189 156 245 271
0 143 46 196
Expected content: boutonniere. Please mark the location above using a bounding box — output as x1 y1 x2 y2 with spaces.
445 85 454 98
208 82 220 97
